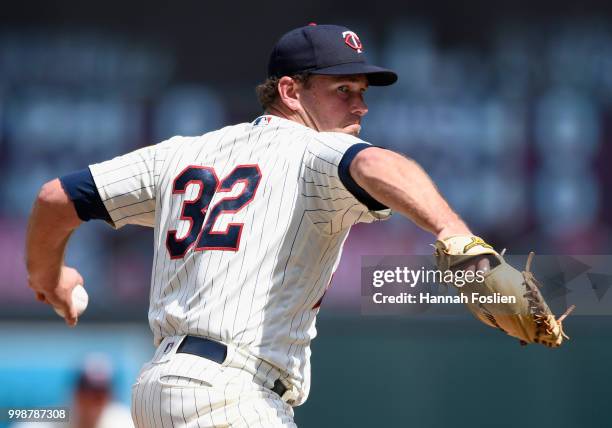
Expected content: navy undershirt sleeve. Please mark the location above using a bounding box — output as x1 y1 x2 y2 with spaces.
337 143 389 211
59 168 112 223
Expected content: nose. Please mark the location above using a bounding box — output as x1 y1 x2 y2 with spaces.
351 94 368 117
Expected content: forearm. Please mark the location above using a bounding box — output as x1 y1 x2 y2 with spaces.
26 179 81 289
350 148 471 239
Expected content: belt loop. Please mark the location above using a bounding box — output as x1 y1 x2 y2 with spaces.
221 342 235 367
153 335 184 363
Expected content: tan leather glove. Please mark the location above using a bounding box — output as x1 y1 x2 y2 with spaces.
434 235 575 347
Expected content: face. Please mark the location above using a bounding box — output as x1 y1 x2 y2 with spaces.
296 74 369 136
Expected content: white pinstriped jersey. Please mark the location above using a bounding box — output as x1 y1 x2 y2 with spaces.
89 115 391 404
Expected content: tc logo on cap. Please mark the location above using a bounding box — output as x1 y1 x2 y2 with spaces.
342 31 363 53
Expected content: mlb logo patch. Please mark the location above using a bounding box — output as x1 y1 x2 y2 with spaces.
254 116 273 126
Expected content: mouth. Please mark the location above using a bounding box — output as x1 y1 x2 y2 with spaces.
343 118 361 127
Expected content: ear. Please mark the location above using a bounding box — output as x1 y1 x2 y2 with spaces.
277 76 302 111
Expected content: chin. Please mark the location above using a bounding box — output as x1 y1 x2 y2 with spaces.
342 124 361 136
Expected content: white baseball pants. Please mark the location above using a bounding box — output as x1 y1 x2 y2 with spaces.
131 336 297 428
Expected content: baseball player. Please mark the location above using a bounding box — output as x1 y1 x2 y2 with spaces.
25 23 569 427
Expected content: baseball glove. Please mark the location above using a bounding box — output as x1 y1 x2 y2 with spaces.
434 235 575 347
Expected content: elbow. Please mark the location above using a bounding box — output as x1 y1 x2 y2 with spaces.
37 179 65 207
35 178 81 230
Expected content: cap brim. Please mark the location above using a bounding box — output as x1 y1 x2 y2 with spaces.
310 62 398 86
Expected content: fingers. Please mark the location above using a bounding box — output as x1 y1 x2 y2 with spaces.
34 290 79 327
451 256 492 278
54 302 78 327
66 303 79 327
65 313 78 327
462 262 476 274
476 256 491 274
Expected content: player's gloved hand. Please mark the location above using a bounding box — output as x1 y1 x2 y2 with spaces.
28 265 84 327
433 235 575 347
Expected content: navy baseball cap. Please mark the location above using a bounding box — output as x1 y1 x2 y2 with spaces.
268 24 398 86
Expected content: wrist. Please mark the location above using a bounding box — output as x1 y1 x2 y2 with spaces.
27 266 61 291
436 220 472 241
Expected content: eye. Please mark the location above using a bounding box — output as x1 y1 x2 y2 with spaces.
337 86 349 94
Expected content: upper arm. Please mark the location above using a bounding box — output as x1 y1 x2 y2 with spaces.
348 146 399 189
60 138 177 229
89 145 159 229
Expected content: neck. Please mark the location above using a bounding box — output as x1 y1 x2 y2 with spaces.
266 104 316 131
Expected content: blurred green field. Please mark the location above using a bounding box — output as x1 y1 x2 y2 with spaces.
296 315 611 428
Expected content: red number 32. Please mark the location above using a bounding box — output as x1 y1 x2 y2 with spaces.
166 164 261 259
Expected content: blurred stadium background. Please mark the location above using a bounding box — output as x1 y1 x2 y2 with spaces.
1 1 611 427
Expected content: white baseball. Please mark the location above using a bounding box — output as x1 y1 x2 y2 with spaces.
54 284 89 318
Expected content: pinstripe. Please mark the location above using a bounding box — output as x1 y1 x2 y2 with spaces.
211 260 230 341
285 235 338 367
100 170 151 188
204 130 240 341
131 374 141 428
180 387 187 427
102 184 155 202
206 386 215 428
175 261 188 329
159 137 195 339
300 177 350 192
303 163 339 177
339 203 360 231
143 371 152 428
235 376 248 427
195 251 213 337
233 155 279 344
157 363 163 428
133 377 141 428
147 369 157 428
303 207 346 213
191 130 233 339
300 193 354 201
226 185 259 333
114 209 156 223
108 197 155 212
156 138 186 337
193 388 202 428
168 382 175 428
222 126 266 338
312 138 344 154
97 158 149 177
305 149 339 166
276 210 306 293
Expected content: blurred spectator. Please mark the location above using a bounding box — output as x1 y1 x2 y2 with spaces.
10 354 133 428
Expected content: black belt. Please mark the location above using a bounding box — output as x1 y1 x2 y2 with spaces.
176 335 287 398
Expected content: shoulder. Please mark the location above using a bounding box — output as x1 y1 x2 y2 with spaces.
313 131 369 148
159 123 249 148
307 131 371 158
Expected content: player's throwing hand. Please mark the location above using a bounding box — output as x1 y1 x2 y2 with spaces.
28 265 84 326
